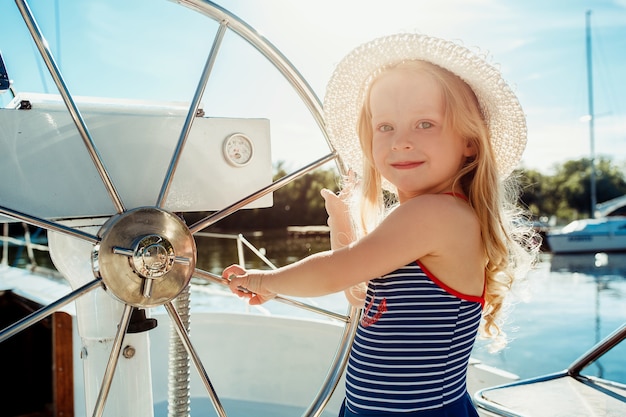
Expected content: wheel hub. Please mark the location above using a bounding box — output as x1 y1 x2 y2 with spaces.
93 207 196 308
132 234 175 278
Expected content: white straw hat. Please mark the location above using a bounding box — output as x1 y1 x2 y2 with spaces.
324 33 527 187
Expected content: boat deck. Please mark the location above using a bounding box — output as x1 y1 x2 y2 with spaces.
476 374 626 416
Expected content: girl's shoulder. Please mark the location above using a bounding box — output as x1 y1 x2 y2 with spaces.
393 193 475 222
352 192 481 283
389 193 480 247
395 194 484 296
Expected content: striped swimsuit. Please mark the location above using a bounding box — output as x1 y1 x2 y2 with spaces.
341 261 484 416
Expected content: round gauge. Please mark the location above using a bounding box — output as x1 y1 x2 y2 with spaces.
223 133 254 167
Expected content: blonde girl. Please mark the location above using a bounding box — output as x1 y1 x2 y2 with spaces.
224 33 536 417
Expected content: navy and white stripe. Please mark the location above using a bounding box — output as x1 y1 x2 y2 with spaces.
345 261 483 414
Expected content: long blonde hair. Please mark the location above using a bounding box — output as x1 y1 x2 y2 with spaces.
353 60 537 347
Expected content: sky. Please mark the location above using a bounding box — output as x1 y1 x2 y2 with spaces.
1 0 626 174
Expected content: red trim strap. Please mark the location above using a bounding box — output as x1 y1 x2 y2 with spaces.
442 192 468 202
417 260 485 307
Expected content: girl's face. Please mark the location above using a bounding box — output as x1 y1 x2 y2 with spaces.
369 68 475 203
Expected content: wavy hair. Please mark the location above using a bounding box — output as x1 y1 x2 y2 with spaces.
352 60 537 348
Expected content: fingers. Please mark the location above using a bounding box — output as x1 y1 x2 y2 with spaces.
321 187 345 206
222 265 277 305
230 278 252 299
222 264 250 297
320 187 335 199
341 169 357 192
248 292 273 305
222 264 246 280
321 170 358 207
320 188 340 210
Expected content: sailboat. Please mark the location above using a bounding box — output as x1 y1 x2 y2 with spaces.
546 11 626 254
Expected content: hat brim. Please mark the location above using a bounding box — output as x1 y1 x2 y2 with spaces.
323 33 527 189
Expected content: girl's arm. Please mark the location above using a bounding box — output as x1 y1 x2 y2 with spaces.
222 183 358 305
320 188 366 307
224 194 475 305
223 186 361 305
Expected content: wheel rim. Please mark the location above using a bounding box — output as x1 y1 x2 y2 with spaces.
0 1 359 417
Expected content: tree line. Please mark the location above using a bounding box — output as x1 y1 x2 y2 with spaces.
191 157 626 232
519 157 626 224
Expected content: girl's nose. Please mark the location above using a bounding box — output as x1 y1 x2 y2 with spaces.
391 131 414 150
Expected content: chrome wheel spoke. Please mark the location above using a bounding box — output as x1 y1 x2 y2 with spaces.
0 205 99 244
0 278 103 343
193 269 350 323
14 0 125 213
165 301 228 417
91 304 134 417
178 0 329 140
156 21 228 207
189 153 336 233
304 305 360 417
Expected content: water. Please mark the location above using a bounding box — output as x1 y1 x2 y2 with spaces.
472 252 626 382
4 229 626 384
193 229 332 275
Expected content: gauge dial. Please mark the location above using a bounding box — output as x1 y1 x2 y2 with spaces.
223 133 254 167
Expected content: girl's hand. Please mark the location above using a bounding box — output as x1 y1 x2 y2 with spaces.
322 170 356 213
321 189 349 224
321 170 357 249
321 171 365 307
222 264 277 305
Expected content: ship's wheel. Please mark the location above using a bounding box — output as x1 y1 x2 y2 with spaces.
0 1 359 416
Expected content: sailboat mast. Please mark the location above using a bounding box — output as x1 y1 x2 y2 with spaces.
586 10 597 217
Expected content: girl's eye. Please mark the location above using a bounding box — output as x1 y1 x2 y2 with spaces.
378 124 394 132
417 121 433 129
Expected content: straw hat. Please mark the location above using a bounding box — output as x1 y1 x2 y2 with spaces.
323 33 527 188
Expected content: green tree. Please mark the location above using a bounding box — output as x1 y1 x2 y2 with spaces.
594 158 626 204
519 157 626 223
269 161 340 227
195 162 340 231
517 168 548 217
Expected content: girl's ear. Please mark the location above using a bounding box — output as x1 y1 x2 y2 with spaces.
463 138 478 157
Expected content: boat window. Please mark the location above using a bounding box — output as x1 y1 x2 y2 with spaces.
608 207 626 216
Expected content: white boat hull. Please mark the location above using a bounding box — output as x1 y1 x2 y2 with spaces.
546 217 626 253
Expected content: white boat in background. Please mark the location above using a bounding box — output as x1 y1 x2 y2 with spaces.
595 195 626 218
546 216 626 254
544 9 626 255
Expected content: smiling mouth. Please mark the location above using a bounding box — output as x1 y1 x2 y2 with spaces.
391 161 423 169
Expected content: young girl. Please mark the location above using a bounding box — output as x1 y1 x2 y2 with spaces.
223 33 537 416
